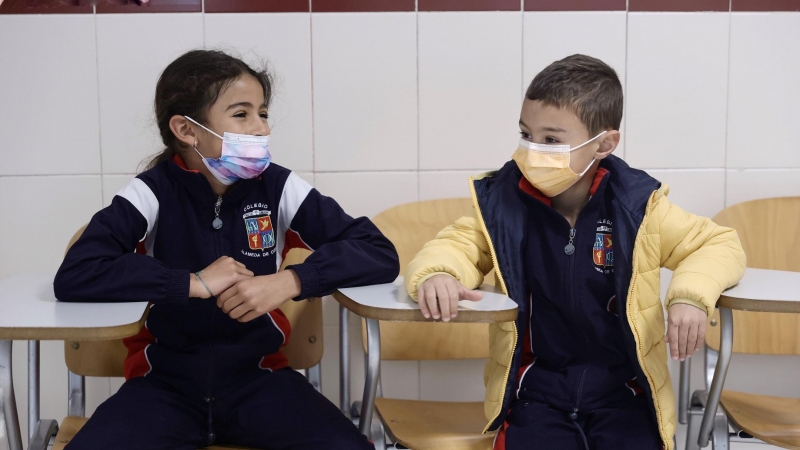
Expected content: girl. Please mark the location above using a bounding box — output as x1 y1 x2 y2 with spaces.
54 49 398 450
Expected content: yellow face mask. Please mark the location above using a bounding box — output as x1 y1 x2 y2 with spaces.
512 131 607 197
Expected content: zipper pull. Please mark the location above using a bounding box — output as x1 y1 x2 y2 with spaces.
565 228 576 255
212 196 223 230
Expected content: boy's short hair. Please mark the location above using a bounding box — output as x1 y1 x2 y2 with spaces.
526 54 623 135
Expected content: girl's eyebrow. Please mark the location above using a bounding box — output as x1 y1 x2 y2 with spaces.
226 102 254 111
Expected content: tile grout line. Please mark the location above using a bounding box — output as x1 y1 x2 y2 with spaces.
309 2 316 177
416 0 421 202
93 4 106 205
723 0 733 207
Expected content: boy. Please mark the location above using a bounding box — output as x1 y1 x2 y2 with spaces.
404 55 745 449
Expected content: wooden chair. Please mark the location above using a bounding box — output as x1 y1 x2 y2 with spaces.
681 197 800 449
354 199 498 450
53 225 322 450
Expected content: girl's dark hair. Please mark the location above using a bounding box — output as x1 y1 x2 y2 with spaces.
145 49 272 170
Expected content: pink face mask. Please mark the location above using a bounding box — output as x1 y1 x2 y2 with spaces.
185 116 271 186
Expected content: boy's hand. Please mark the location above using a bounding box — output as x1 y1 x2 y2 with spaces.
217 270 302 322
190 256 254 298
665 303 708 361
417 274 483 322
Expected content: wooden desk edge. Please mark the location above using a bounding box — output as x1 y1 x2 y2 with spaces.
333 291 518 323
0 308 149 341
718 294 800 314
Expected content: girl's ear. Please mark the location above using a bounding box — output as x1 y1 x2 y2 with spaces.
169 115 198 148
595 130 620 160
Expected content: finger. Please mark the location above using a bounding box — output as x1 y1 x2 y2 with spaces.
444 282 460 320
460 287 483 302
667 322 679 360
678 322 689 361
228 302 251 320
217 286 236 307
222 294 244 314
696 322 706 351
418 286 431 319
238 310 262 323
438 285 451 322
424 284 440 320
686 323 699 359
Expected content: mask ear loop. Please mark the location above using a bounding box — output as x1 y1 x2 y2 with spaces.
184 116 224 140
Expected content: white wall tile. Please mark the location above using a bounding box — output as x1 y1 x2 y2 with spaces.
726 169 800 206
312 13 417 172
419 359 486 402
296 171 314 186
419 170 489 201
96 14 203 174
314 172 417 218
626 13 729 169
0 15 100 176
0 176 102 278
522 12 627 90
102 174 136 207
204 13 313 172
419 12 522 171
645 169 725 218
727 14 800 169
522 11 628 158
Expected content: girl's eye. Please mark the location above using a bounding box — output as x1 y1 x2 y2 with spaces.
260 113 269 119
234 112 246 118
519 131 531 140
545 136 560 144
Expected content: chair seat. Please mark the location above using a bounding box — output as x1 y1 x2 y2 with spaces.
375 398 495 450
53 416 252 450
721 390 800 448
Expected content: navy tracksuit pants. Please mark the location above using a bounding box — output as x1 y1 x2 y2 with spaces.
502 396 662 450
66 368 373 450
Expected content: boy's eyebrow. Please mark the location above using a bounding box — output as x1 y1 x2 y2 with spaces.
541 126 567 133
518 120 530 129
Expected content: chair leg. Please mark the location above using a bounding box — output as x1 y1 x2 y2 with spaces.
0 340 23 450
711 412 730 450
306 363 322 394
685 393 704 450
67 371 85 418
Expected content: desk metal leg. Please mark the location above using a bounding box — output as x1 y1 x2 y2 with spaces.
0 341 23 450
28 341 39 443
358 318 380 436
698 307 733 448
339 305 351 418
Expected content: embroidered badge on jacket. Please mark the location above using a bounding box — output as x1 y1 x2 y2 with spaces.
594 219 614 274
244 209 275 251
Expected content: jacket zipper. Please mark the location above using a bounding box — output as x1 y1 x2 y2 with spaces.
469 177 518 434
206 194 223 445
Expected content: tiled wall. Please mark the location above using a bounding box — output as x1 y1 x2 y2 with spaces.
2 2 800 447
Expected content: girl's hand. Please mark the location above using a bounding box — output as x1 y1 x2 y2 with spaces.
216 270 302 322
665 303 708 361
189 256 254 299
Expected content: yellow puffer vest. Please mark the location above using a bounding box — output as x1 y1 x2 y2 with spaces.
405 159 745 449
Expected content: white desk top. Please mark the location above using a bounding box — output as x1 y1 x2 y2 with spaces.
0 273 148 340
718 268 800 313
335 276 518 323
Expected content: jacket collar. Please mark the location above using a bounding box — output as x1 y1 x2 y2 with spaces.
166 154 260 204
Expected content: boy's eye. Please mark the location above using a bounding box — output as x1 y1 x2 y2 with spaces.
544 136 560 144
519 131 531 140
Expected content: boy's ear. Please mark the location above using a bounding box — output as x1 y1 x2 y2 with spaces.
594 130 621 160
169 115 198 148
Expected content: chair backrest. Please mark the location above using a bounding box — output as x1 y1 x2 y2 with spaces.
62 225 323 377
705 197 800 355
365 198 494 361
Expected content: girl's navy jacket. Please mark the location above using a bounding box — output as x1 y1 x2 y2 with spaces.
54 156 399 401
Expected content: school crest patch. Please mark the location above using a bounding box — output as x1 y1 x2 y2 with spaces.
594 219 614 274
244 209 275 251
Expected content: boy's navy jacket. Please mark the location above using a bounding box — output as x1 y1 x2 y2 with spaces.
54 157 399 400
